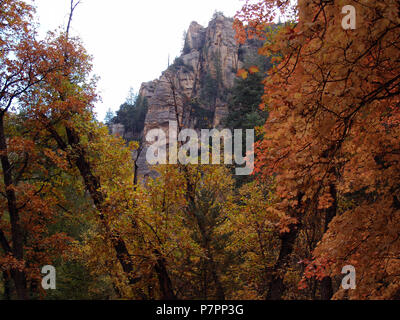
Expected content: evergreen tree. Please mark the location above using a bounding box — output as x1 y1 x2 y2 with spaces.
104 108 115 125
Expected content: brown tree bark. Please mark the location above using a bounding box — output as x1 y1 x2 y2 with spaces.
266 224 299 300
266 192 304 300
154 250 177 300
2 271 11 300
0 113 28 300
319 182 337 300
65 126 140 285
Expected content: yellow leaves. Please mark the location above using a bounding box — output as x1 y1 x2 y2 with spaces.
237 68 248 79
128 141 139 151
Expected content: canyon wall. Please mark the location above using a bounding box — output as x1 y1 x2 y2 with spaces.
113 13 259 178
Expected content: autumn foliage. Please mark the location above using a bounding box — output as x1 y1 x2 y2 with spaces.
235 0 400 299
1 0 399 300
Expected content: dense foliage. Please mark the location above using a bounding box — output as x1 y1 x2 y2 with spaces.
1 0 399 301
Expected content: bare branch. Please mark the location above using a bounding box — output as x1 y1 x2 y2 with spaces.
66 0 81 39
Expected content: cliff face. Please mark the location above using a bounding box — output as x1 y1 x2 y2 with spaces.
120 13 258 177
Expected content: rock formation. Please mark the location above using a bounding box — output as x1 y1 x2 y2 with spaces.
115 13 260 178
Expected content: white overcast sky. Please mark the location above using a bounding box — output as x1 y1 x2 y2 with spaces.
33 0 244 121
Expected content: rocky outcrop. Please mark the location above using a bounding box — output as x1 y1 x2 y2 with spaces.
139 80 158 100
110 123 125 137
128 13 258 178
185 21 206 51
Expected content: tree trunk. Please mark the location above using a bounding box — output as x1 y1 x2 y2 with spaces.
266 192 304 300
198 221 225 300
46 116 177 299
319 182 337 300
320 277 333 300
0 114 28 300
66 126 176 299
64 127 141 285
154 250 177 300
266 224 299 300
208 255 225 300
2 271 11 300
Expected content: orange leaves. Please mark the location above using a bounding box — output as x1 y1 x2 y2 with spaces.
237 66 260 79
248 66 260 74
43 148 69 170
7 137 35 154
0 253 26 272
278 215 298 234
0 2 101 297
233 19 247 44
234 0 400 299
237 68 248 79
317 192 335 210
298 258 335 290
234 0 297 45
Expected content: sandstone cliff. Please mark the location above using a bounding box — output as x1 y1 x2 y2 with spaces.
114 13 260 178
